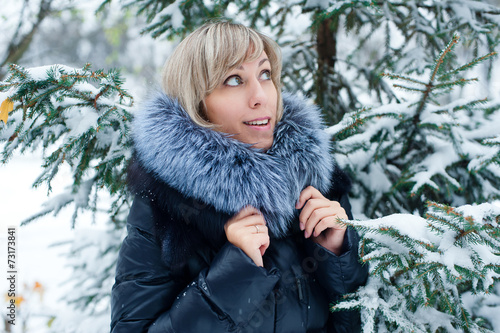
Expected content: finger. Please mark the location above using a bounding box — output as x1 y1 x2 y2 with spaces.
299 198 331 230
227 218 266 241
295 186 324 209
226 207 265 232
249 233 270 266
259 244 267 257
226 206 256 230
234 211 265 225
247 232 270 252
249 224 268 235
329 201 348 220
242 214 267 227
311 215 346 237
301 200 347 228
258 233 270 256
236 205 262 219
304 202 348 237
253 256 264 267
303 207 334 238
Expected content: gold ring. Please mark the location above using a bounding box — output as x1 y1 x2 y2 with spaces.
254 225 260 233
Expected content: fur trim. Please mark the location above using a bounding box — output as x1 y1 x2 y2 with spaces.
131 92 335 238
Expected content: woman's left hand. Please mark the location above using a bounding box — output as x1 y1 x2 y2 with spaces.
296 186 347 255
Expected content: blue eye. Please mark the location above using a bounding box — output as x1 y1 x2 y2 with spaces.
260 70 271 80
224 76 243 87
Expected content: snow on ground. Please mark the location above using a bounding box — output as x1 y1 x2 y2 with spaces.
0 150 108 333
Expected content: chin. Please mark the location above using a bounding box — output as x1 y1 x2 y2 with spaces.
254 140 273 150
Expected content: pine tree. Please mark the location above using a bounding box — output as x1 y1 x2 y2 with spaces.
0 63 133 330
333 201 500 332
329 35 500 218
0 0 63 80
0 63 133 227
326 35 500 331
2 0 500 331
109 0 500 125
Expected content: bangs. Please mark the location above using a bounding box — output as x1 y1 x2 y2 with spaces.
226 31 266 68
205 26 266 93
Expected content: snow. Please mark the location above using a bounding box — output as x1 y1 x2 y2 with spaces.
26 65 75 81
408 136 461 194
2 0 500 331
457 202 500 224
351 201 500 273
304 0 330 10
414 307 459 333
353 213 435 245
345 201 500 332
0 153 74 332
0 150 117 333
148 0 184 30
166 1 184 29
462 283 500 331
63 107 99 138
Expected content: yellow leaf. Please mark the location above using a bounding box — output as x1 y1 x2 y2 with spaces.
14 296 25 306
47 316 56 328
33 281 44 290
4 294 24 306
0 98 14 124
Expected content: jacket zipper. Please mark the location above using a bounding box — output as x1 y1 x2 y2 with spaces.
296 278 304 302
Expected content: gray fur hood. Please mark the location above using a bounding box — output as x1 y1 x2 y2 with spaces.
130 92 338 238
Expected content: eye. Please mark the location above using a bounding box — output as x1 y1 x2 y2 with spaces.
260 70 271 81
224 75 243 87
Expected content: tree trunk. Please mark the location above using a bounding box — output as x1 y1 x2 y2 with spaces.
0 0 53 80
315 16 342 125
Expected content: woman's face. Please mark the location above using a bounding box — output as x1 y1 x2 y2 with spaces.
204 51 278 150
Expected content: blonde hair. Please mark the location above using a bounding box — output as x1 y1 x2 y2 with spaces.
162 21 283 127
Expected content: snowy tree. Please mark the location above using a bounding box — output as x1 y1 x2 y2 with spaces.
110 0 500 124
0 63 133 332
335 201 500 332
1 0 500 331
329 35 500 218
0 0 63 80
0 64 133 225
326 39 500 331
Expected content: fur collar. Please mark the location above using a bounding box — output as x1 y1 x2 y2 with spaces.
131 92 336 239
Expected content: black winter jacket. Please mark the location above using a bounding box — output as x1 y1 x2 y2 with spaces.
110 92 369 332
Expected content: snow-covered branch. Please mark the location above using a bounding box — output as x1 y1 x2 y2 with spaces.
0 63 133 226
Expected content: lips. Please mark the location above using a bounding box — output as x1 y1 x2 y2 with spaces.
243 117 270 126
243 118 269 126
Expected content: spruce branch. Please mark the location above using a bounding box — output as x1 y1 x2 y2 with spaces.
439 52 498 82
0 64 133 227
380 73 427 86
335 202 500 332
391 84 426 93
430 34 460 82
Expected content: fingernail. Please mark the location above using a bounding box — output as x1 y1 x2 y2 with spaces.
295 200 300 208
304 231 309 238
299 222 305 231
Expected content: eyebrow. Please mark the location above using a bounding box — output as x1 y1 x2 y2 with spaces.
236 58 270 70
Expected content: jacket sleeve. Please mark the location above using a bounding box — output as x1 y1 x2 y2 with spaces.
111 196 280 333
304 193 369 333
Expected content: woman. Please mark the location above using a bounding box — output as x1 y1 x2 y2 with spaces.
111 21 368 333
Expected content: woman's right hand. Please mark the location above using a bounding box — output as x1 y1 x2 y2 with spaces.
224 206 270 267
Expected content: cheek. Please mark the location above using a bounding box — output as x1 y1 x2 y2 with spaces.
204 96 224 123
205 98 241 129
268 86 278 109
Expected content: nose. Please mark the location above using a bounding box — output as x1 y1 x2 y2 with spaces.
248 78 268 109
